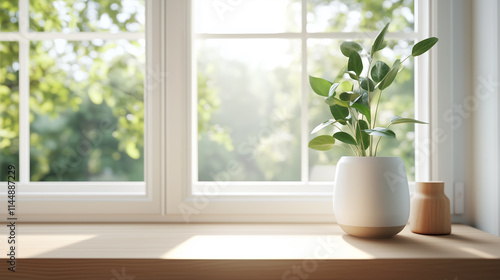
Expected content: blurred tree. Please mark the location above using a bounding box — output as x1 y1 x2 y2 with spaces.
1 0 145 181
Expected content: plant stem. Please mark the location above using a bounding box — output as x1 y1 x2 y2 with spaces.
339 144 356 156
365 57 373 156
372 89 383 129
374 137 382 156
400 54 411 65
366 59 373 105
351 108 366 156
344 121 361 156
369 89 384 157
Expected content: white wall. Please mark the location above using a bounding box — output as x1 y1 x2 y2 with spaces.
436 0 500 236
469 0 500 236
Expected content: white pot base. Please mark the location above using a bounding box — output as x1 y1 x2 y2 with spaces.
339 224 406 238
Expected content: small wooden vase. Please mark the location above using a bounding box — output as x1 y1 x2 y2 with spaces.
410 182 451 235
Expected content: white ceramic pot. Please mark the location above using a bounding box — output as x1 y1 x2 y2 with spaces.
334 156 410 238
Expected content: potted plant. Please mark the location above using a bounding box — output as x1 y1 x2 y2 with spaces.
308 22 438 238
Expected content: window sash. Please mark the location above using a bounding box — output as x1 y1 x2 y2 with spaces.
164 0 435 221
0 0 164 219
191 0 431 187
1 0 447 222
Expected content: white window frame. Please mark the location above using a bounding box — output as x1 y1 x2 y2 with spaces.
0 0 455 223
165 0 443 223
0 0 164 221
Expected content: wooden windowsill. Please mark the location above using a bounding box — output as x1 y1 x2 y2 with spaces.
1 223 500 279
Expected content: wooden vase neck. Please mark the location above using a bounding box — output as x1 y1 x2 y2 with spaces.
415 182 445 196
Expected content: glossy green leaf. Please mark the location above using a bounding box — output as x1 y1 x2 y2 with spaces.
390 115 428 125
309 75 332 97
348 51 363 76
360 77 375 91
351 103 371 124
339 91 359 101
308 135 335 151
364 127 396 138
340 41 363 57
346 70 359 80
330 105 349 125
377 59 401 90
311 119 336 134
355 120 370 150
325 96 350 107
370 61 390 83
412 37 439 57
338 81 353 92
371 22 390 57
328 83 340 97
353 90 369 107
333 132 357 145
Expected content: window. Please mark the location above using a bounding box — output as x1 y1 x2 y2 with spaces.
1 0 439 222
1 0 163 219
164 0 435 222
194 0 418 184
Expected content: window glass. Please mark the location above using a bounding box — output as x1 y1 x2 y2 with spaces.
197 39 301 181
307 0 414 33
29 0 145 32
194 0 301 34
195 0 418 183
0 0 18 32
29 39 145 181
0 42 19 180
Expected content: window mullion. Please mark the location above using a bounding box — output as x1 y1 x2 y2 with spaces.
15 32 144 40
18 0 30 183
301 0 309 182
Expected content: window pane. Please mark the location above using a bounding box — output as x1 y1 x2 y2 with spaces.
29 39 145 181
194 0 301 34
308 39 415 181
0 0 18 32
307 0 414 33
0 42 19 180
29 0 145 32
197 39 301 181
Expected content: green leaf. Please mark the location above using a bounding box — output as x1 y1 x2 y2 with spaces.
338 81 353 92
353 90 369 107
330 105 349 125
309 75 332 97
325 96 350 107
339 91 360 101
348 51 363 76
311 119 336 134
351 103 371 124
340 41 363 57
355 120 370 150
364 127 396 138
390 116 428 125
370 61 390 83
377 59 401 90
328 83 340 97
346 70 359 80
371 22 390 57
308 135 336 151
412 37 439 57
360 77 375 91
333 131 357 145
